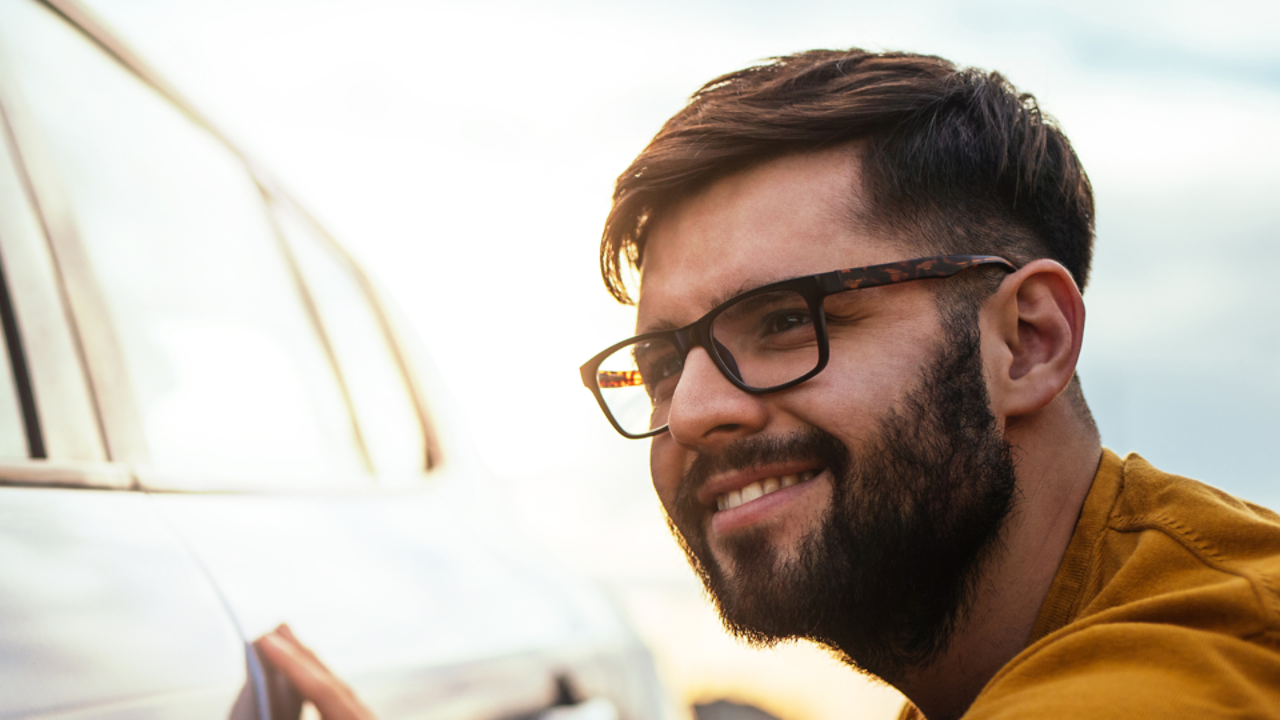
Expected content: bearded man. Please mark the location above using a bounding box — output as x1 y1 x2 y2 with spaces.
262 48 1280 720
575 48 1280 719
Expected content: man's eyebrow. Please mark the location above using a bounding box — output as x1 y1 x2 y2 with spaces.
638 276 785 335
638 318 682 334
704 281 757 313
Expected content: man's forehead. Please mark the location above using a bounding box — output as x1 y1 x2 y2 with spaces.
634 146 896 333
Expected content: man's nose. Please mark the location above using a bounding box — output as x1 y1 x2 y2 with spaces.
666 346 768 448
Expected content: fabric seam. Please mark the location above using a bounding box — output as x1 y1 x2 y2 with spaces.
1106 514 1280 633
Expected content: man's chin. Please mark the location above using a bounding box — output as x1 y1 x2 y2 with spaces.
712 531 805 583
692 527 823 648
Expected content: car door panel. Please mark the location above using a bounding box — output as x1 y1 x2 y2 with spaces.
0 486 254 719
143 473 611 719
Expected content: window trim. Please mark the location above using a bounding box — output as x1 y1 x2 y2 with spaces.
4 0 442 484
262 184 375 475
0 217 40 457
264 191 442 473
0 458 131 489
0 23 150 465
39 0 236 160
56 0 444 474
0 48 106 465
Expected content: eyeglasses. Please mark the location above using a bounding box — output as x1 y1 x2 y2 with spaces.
580 255 1015 439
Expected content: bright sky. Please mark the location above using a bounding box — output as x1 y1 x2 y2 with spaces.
82 1 1280 716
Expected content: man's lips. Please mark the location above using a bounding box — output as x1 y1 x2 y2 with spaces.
697 462 825 512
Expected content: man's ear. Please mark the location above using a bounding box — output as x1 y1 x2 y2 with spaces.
980 259 1085 421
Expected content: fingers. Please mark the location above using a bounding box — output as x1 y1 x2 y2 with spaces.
256 632 329 702
275 624 322 665
254 626 378 720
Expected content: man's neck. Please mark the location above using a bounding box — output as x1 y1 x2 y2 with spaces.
891 401 1102 720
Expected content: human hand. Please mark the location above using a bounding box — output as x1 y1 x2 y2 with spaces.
255 624 377 720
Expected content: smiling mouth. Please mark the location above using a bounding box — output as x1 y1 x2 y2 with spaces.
716 469 821 511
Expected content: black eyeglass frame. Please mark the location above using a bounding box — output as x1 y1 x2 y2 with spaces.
580 254 1017 439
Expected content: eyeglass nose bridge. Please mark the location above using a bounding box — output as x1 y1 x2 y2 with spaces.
665 321 745 390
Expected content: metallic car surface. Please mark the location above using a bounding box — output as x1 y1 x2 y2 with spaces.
0 488 254 719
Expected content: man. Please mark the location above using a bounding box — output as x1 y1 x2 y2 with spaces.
578 46 1280 718
263 48 1280 718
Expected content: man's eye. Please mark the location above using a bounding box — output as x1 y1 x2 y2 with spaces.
644 354 683 382
638 354 682 400
761 311 812 336
636 348 681 379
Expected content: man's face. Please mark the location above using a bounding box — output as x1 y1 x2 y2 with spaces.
635 148 1017 678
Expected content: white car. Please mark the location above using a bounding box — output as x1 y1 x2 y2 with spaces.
0 1 677 718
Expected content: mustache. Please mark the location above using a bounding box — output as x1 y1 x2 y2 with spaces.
674 428 849 512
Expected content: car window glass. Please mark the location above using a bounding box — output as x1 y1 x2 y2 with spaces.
0 117 27 459
0 312 25 459
273 203 426 477
0 0 367 487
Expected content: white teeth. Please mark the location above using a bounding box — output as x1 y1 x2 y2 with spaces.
717 469 822 511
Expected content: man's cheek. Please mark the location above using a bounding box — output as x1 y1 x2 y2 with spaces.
796 384 893 448
649 437 682 511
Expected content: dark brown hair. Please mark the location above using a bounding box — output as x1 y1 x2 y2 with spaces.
599 48 1095 304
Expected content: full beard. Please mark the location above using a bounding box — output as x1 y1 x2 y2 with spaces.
665 315 1019 682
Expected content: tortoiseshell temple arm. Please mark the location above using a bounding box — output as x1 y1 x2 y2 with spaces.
839 255 1015 290
598 370 644 389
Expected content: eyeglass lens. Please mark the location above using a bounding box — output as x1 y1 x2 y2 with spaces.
595 288 821 435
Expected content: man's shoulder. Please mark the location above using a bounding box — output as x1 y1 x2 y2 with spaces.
1111 452 1280 546
966 621 1280 719
1100 452 1280 616
965 452 1280 719
1040 450 1280 633
1061 451 1280 639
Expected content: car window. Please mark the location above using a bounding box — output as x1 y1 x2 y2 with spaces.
0 298 26 459
272 201 428 477
0 91 26 461
0 0 368 488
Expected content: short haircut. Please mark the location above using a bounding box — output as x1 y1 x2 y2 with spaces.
599 48 1095 305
